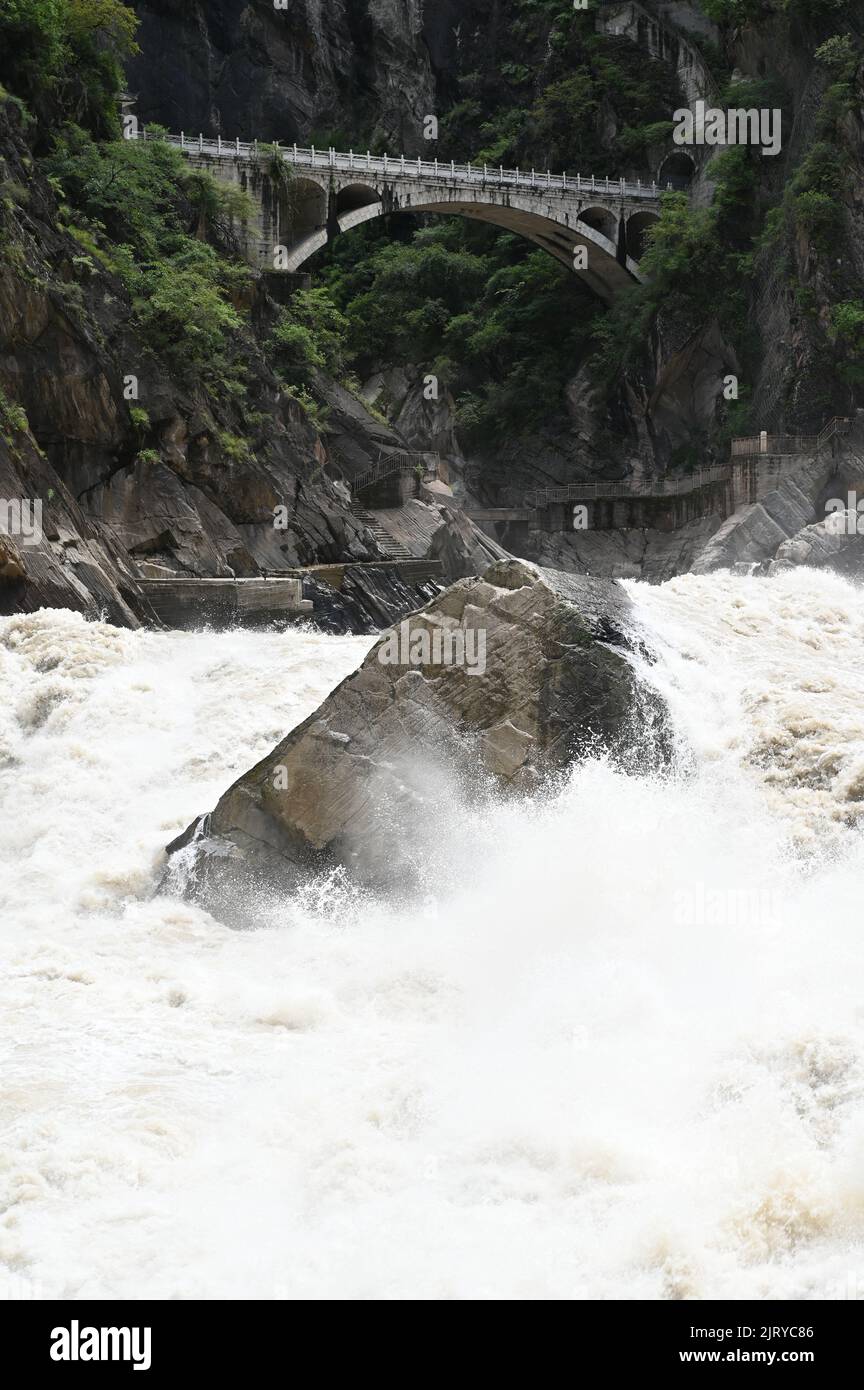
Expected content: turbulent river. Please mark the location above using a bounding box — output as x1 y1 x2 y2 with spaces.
2 567 864 1301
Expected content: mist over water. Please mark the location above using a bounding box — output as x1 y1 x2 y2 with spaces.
2 570 864 1301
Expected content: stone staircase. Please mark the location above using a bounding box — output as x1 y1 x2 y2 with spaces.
351 503 415 561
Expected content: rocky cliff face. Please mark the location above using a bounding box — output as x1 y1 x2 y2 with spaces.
733 14 864 433
0 424 151 624
129 0 437 151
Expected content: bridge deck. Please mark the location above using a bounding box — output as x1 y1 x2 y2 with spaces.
138 131 665 205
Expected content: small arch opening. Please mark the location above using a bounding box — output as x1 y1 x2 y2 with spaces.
336 182 381 218
626 210 660 260
578 205 617 244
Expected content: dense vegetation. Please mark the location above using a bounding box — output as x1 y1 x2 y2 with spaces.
317 219 599 447
435 2 680 174
1 2 292 414
0 0 138 136
1 2 311 424
43 126 255 394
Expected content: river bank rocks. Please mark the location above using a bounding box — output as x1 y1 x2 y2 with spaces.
166 559 669 921
691 428 864 578
0 428 155 625
296 565 443 635
767 516 864 577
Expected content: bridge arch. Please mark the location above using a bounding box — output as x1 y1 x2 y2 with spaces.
578 205 619 243
332 182 385 240
281 174 647 302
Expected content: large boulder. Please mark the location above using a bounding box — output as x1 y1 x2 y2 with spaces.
166 559 669 922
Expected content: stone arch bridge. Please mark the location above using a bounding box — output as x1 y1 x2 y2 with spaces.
138 131 670 302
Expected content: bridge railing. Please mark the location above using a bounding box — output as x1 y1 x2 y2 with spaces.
136 129 665 202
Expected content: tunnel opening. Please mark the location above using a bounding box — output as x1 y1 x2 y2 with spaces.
657 150 696 192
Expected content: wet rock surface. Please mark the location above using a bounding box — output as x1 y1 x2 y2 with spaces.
167 559 669 920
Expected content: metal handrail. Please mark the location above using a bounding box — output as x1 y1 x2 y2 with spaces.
731 419 852 458
353 451 440 495
730 436 818 458
136 129 665 203
818 416 851 447
525 467 732 509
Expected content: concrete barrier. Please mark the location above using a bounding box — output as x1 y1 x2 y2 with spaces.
139 578 313 629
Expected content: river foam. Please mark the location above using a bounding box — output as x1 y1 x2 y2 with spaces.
1 570 863 1300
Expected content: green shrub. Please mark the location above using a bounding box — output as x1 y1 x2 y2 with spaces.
829 302 864 383
130 249 243 370
0 385 29 437
280 384 331 431
815 33 858 79
215 430 253 462
270 289 350 383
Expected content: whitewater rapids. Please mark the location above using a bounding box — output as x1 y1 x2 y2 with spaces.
1 567 864 1301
